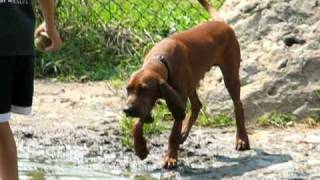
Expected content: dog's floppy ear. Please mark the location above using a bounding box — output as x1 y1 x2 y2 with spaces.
159 80 186 120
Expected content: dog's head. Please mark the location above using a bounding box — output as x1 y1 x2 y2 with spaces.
124 69 161 122
124 68 186 122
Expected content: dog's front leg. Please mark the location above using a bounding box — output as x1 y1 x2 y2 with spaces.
133 119 149 160
163 119 183 169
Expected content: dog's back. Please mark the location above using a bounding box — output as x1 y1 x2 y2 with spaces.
170 21 240 82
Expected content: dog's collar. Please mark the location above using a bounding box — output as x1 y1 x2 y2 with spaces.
156 55 171 82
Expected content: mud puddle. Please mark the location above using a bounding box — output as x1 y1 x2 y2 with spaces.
19 157 122 180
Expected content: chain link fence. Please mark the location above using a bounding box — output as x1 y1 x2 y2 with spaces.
35 0 226 79
56 0 225 31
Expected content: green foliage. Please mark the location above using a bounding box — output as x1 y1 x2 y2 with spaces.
198 110 235 127
35 0 225 81
119 117 135 148
257 111 295 127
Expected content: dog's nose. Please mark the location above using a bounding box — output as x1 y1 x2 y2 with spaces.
123 106 138 117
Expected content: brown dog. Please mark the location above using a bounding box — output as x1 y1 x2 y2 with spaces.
124 0 250 169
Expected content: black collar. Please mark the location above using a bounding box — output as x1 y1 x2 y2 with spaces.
157 55 171 81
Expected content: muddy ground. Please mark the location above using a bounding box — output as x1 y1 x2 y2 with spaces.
10 80 320 180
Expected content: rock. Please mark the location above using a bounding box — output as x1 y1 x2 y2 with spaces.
200 0 320 120
277 59 288 69
283 35 306 47
79 75 89 83
292 102 309 117
305 135 320 144
240 2 259 13
22 131 34 139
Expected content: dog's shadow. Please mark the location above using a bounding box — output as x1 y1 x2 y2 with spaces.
155 149 292 179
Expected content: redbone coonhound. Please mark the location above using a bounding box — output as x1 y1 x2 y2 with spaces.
124 0 250 169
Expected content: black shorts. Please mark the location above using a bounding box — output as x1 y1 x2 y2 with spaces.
0 56 34 123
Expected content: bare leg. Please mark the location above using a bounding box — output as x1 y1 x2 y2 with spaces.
133 119 149 160
0 122 18 180
180 91 202 144
220 65 250 151
163 120 182 169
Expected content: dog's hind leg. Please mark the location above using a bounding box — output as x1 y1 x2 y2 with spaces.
220 63 250 151
180 91 202 144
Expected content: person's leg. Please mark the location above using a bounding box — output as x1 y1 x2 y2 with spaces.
11 56 34 116
0 57 18 180
0 122 18 180
2 55 35 180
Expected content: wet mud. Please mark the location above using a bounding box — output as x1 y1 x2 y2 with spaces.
11 80 320 179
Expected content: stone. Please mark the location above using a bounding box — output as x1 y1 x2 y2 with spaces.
292 102 309 117
200 0 320 120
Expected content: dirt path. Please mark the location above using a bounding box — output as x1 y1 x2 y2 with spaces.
10 80 320 179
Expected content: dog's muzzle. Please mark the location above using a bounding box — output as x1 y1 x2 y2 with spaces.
123 106 155 123
123 105 139 117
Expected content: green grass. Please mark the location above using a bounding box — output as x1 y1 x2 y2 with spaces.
35 0 225 81
257 111 295 127
198 110 235 127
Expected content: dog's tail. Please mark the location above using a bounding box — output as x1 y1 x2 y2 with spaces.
197 0 224 21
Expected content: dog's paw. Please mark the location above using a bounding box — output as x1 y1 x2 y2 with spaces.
235 134 250 151
163 153 178 169
135 145 149 160
134 138 149 160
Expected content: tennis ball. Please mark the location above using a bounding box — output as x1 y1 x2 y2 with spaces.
34 32 52 52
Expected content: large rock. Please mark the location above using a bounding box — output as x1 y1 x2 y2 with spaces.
200 0 320 120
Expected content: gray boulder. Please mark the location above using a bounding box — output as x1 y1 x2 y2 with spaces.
200 0 320 120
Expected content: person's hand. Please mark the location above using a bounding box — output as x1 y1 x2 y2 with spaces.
34 22 62 51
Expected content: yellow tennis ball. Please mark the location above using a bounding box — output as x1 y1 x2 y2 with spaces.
35 33 52 52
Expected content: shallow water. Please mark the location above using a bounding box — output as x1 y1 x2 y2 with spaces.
19 157 126 180
18 156 163 180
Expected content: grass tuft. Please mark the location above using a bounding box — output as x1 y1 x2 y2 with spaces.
198 110 235 128
257 111 295 127
301 117 320 127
